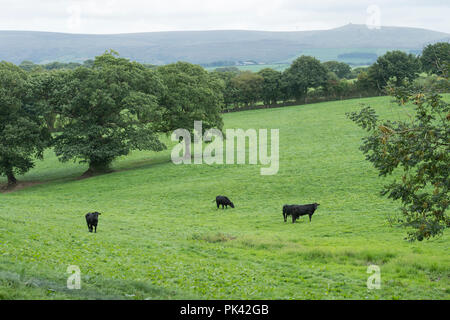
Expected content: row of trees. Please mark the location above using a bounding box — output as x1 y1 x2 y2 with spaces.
0 51 224 186
211 42 450 109
2 43 449 186
1 43 448 241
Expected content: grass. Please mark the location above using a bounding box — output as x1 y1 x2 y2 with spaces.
0 95 449 300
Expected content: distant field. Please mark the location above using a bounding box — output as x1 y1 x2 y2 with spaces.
278 48 402 65
0 95 448 299
205 64 289 72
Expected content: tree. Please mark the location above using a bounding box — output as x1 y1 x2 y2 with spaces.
157 62 224 133
52 52 166 175
367 50 421 90
283 56 328 102
28 69 69 133
19 60 39 72
347 76 449 241
323 71 339 98
420 42 450 76
0 62 50 187
210 69 240 109
229 71 264 107
257 68 282 105
323 61 352 79
355 71 377 95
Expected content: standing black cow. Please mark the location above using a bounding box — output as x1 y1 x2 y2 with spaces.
85 212 101 233
282 203 320 223
213 196 235 209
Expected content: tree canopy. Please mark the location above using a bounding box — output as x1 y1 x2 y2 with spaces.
323 61 352 79
257 68 283 105
157 62 224 134
0 62 50 186
420 42 450 76
52 52 167 175
368 50 421 89
284 56 328 101
347 76 449 241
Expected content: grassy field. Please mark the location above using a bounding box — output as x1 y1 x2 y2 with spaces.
0 95 448 300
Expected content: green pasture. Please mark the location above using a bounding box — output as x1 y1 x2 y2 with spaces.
0 95 448 299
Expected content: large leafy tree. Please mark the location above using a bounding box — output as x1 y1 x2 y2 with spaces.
347 76 449 241
368 50 421 90
420 42 450 76
0 62 50 187
52 52 166 175
157 62 224 133
283 55 328 102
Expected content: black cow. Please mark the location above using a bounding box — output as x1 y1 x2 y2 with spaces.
213 196 235 209
282 205 295 222
85 212 101 233
283 203 320 223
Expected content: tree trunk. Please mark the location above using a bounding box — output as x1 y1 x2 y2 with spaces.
83 160 112 177
7 171 17 187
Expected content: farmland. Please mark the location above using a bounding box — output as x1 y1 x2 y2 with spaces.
0 95 449 300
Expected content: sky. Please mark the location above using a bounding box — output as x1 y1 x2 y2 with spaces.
0 0 449 34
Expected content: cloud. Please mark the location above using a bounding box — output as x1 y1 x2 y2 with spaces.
0 0 448 33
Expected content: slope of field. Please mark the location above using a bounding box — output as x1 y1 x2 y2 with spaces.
0 96 449 299
0 24 448 65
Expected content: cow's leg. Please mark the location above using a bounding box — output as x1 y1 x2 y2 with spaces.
283 213 286 222
89 224 93 232
222 204 224 209
309 214 312 222
94 224 97 233
216 201 219 209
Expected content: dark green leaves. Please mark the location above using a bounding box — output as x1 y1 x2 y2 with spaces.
347 76 449 241
51 52 167 173
0 62 50 186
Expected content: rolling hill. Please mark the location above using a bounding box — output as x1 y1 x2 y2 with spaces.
0 96 448 299
0 24 448 66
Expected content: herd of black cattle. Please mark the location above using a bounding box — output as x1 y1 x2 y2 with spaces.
85 196 320 233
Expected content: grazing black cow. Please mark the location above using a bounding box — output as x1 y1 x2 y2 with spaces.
282 203 320 223
85 212 101 233
213 196 235 209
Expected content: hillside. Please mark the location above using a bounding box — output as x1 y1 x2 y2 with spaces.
0 24 448 66
0 96 448 299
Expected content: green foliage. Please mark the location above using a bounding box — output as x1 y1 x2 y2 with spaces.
347 77 449 241
284 56 328 101
52 52 167 174
0 62 49 186
420 42 450 76
257 68 283 105
368 50 421 89
1 96 449 299
323 61 352 79
349 66 370 79
229 71 264 106
157 62 224 133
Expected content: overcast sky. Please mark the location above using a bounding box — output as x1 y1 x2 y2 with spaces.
0 0 449 34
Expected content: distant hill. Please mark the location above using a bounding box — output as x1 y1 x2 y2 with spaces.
0 24 448 66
